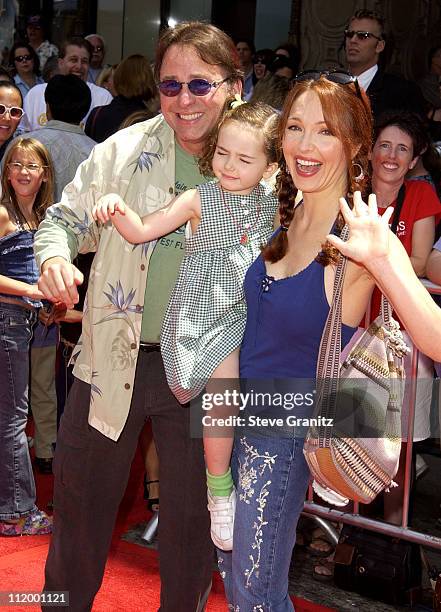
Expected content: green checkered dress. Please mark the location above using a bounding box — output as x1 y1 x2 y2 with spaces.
160 181 278 404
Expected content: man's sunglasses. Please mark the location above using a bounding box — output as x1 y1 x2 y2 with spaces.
294 69 362 100
344 30 382 41
14 54 32 63
0 104 24 119
157 77 230 97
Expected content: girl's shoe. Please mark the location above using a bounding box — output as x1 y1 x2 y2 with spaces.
0 509 52 536
207 488 236 551
143 476 159 513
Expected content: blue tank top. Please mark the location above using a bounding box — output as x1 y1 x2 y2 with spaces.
0 229 41 307
240 245 356 380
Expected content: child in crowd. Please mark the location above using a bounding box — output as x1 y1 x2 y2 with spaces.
92 101 279 550
0 138 54 535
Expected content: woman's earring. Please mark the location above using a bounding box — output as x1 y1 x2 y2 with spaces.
352 162 364 182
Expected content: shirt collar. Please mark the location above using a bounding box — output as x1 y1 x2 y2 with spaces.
44 120 86 135
357 64 378 91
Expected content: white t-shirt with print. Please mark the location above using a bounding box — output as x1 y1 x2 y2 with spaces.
23 81 113 132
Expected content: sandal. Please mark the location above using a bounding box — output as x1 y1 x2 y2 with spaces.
0 509 52 536
306 527 334 557
313 554 334 583
143 476 159 513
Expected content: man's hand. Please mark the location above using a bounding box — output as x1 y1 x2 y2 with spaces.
92 193 126 223
38 257 84 309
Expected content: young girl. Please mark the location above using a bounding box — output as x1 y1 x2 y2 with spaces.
0 137 55 535
92 101 279 549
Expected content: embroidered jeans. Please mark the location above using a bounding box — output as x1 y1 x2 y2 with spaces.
0 302 37 519
219 433 310 612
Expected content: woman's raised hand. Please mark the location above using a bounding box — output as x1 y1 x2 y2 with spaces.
326 191 394 265
92 193 127 224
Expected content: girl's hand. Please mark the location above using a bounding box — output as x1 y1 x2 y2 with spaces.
326 191 394 264
92 194 126 223
28 284 46 300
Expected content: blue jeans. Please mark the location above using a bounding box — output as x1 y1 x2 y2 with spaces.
0 302 37 519
219 433 310 611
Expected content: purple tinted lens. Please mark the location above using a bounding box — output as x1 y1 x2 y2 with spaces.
159 80 182 97
187 79 212 95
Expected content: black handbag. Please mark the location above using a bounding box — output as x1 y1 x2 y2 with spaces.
334 524 422 605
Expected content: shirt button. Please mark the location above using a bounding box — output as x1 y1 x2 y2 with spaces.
140 264 145 271
169 187 174 194
124 383 130 390
135 304 142 312
130 343 136 349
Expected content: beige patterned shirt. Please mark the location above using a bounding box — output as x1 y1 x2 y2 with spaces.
34 114 176 440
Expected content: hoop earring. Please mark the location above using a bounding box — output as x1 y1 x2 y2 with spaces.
352 162 364 182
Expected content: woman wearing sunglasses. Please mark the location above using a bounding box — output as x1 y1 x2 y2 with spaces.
0 82 25 161
9 42 44 101
219 71 376 609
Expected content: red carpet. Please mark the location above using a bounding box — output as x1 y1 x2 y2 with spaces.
0 444 336 612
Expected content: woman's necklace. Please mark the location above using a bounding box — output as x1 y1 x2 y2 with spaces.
219 186 261 246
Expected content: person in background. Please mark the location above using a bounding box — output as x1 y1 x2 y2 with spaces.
344 9 424 119
0 67 13 83
274 41 300 73
419 46 441 113
23 37 112 132
26 15 58 72
35 21 242 611
0 82 24 160
9 42 44 101
252 48 274 84
250 72 291 111
96 64 117 96
369 111 441 524
41 56 59 83
85 34 109 85
236 39 254 100
427 237 441 285
18 74 95 201
0 137 54 534
269 54 296 80
85 54 158 143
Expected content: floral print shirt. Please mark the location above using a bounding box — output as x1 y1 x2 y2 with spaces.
34 114 176 440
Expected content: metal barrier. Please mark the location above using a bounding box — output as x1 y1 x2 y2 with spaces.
302 278 441 551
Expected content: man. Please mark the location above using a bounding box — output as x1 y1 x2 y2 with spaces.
35 22 242 611
23 37 112 132
418 46 441 111
85 33 109 85
26 15 58 71
236 39 255 100
345 9 424 119
23 74 95 200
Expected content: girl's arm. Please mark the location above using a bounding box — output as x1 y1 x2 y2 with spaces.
327 194 441 362
92 189 201 244
0 275 44 300
409 216 435 277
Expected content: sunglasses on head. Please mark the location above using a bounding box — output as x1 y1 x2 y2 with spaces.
0 104 24 119
157 77 230 97
294 69 362 100
344 30 382 41
14 54 32 63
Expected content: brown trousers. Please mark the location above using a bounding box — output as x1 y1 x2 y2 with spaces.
43 350 213 611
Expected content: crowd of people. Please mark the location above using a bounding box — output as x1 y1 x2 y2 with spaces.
1 7 441 611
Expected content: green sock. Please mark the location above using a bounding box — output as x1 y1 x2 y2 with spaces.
207 468 234 497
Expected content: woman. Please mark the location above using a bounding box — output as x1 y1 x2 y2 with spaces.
369 112 441 523
219 72 374 609
85 54 158 143
9 42 44 100
0 82 24 160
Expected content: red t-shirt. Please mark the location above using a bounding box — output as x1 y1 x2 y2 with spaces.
369 179 441 324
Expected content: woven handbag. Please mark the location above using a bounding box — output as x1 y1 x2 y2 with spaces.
303 225 410 506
